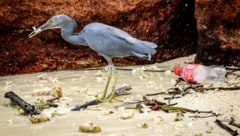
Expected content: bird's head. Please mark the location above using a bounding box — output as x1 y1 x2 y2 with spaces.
28 14 76 38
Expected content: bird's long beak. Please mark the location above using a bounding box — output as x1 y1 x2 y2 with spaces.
28 21 53 38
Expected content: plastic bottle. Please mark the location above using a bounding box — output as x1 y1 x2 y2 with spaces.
173 64 226 83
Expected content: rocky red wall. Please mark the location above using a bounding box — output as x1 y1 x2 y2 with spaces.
1 0 222 75
195 0 240 66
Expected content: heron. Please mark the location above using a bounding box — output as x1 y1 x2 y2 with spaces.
28 14 157 101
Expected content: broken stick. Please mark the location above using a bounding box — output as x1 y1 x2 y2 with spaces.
215 119 239 136
4 91 40 115
71 86 132 111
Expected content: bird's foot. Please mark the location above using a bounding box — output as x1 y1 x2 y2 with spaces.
106 93 122 102
108 97 122 102
98 96 107 102
98 94 122 102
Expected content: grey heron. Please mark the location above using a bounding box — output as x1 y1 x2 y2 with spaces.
28 14 157 101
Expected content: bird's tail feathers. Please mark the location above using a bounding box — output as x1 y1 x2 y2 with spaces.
132 40 157 61
141 41 157 49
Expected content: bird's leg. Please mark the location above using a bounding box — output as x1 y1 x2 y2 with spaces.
101 70 112 100
106 64 121 102
99 55 119 101
107 72 118 102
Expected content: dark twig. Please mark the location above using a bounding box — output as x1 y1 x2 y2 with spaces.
142 96 218 115
215 119 239 136
146 92 166 96
71 99 100 111
117 68 167 73
143 69 167 73
45 97 60 108
148 84 202 97
229 117 240 129
164 96 181 100
146 84 240 113
165 94 180 105
157 105 217 114
174 78 185 86
125 103 144 113
46 103 59 108
165 94 175 105
189 113 221 118
116 95 219 118
226 66 240 71
227 71 240 77
4 91 40 115
108 86 132 97
114 100 143 109
46 97 60 103
146 88 182 96
148 85 240 98
204 86 240 91
143 96 166 106
71 86 132 111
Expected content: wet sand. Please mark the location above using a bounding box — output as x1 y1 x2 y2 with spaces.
0 55 240 136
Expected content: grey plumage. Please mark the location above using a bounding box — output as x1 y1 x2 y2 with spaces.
29 15 157 61
28 14 157 101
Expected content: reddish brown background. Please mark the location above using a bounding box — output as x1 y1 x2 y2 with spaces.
0 0 239 76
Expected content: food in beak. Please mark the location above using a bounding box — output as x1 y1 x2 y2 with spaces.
28 21 52 38
28 27 42 38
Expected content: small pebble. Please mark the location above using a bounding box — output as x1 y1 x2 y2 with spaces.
164 70 172 76
94 71 103 77
96 77 104 83
37 74 48 82
187 122 194 127
29 114 50 124
100 110 114 116
51 108 70 116
171 79 177 86
18 109 26 115
5 81 12 86
52 86 63 97
205 127 213 134
138 123 149 128
174 112 184 121
131 68 144 74
153 116 164 125
49 77 59 83
120 112 134 120
79 122 101 133
7 119 13 125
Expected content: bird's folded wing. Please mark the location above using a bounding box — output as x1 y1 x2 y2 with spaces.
106 26 138 44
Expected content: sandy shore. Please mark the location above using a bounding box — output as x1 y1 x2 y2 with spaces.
0 55 240 136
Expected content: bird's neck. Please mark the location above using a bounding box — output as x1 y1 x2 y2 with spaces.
61 21 88 46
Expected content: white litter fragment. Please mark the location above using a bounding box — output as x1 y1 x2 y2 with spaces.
120 111 135 120
164 70 172 76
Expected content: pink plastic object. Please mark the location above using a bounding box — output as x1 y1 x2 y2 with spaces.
174 64 199 83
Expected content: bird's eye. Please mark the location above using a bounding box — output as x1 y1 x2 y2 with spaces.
48 19 54 24
50 19 55 24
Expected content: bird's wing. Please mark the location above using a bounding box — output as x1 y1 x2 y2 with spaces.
105 26 138 44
